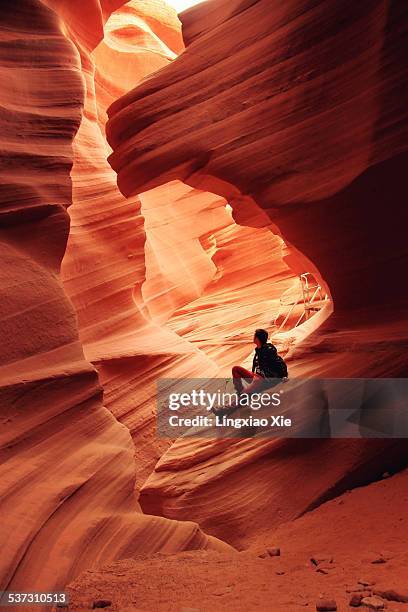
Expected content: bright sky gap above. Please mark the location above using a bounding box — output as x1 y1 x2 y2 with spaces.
166 0 204 12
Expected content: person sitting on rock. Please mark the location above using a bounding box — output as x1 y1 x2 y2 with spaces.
232 328 288 395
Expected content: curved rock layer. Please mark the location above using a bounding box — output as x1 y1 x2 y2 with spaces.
106 0 408 544
62 0 214 352
107 0 408 314
61 0 299 487
141 184 297 359
0 0 231 598
141 436 407 548
1 0 407 598
61 0 222 484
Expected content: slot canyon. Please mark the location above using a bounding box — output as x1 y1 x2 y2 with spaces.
0 0 407 610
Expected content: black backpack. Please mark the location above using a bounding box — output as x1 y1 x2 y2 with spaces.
270 354 288 378
256 343 288 379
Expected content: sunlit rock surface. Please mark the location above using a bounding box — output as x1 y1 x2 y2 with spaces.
1 0 407 600
107 0 408 543
60 0 219 483
107 0 407 317
61 0 298 488
0 0 232 597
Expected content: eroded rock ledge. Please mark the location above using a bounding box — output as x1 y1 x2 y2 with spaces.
1 0 407 600
107 0 408 313
0 0 231 596
107 0 408 544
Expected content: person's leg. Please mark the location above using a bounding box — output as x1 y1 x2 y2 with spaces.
244 376 270 395
231 365 255 393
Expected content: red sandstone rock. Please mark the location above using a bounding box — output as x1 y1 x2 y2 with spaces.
316 600 337 612
374 589 408 603
360 596 385 610
60 0 225 483
66 470 408 610
0 4 296 600
1 0 408 605
105 0 408 547
0 0 232 596
349 593 364 607
92 600 112 609
61 0 299 494
107 0 408 329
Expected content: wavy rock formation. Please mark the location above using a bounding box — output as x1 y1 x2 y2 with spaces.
142 187 296 358
60 0 219 483
107 0 407 317
67 467 408 611
0 0 232 598
140 436 407 548
1 0 407 600
61 0 299 488
106 0 408 544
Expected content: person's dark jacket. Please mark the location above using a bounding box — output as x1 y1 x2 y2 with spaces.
252 342 280 378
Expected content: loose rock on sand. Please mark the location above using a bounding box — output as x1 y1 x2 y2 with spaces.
361 595 386 610
316 600 337 611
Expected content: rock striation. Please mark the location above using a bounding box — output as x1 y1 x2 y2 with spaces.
106 0 408 544
107 0 408 317
0 0 232 598
61 0 298 488
1 0 407 601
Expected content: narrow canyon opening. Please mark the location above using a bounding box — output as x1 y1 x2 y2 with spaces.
1 0 407 608
60 0 407 548
61 0 333 499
